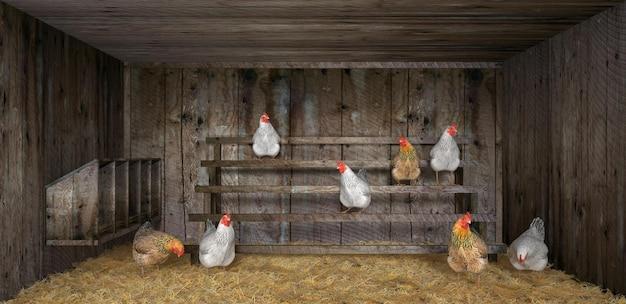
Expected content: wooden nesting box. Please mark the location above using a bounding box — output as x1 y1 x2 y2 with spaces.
45 159 162 246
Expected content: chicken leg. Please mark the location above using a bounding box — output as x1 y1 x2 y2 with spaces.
342 208 353 214
436 171 440 185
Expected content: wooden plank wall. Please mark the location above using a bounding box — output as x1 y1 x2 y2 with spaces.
128 67 500 247
502 2 625 295
0 3 124 300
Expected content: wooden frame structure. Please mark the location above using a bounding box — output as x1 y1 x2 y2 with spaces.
45 159 162 247
187 136 505 258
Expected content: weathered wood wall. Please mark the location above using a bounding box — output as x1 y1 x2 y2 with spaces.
502 3 625 294
127 67 501 248
0 3 124 300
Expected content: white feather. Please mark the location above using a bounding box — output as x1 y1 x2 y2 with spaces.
199 222 236 268
339 165 371 209
508 217 549 271
252 121 281 158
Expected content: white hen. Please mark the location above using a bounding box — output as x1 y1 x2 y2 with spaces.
430 122 460 185
337 161 371 212
252 112 280 158
199 214 235 269
508 217 549 271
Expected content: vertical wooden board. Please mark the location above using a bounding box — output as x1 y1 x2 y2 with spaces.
128 161 141 224
123 65 132 158
408 69 464 245
130 68 165 159
0 5 23 298
586 12 609 285
181 68 210 241
163 68 185 239
464 68 497 243
290 69 342 244
389 69 412 244
606 3 625 294
115 161 129 228
495 69 504 244
536 43 551 253
141 160 152 221
205 69 240 241
151 160 162 218
341 69 391 244
19 8 41 288
98 161 116 235
238 69 291 244
73 161 99 239
45 178 74 240
41 23 65 182
549 34 565 268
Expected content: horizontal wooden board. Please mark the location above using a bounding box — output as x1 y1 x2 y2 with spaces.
188 213 496 223
200 159 470 168
196 185 483 194
205 136 473 145
4 0 622 63
184 243 508 255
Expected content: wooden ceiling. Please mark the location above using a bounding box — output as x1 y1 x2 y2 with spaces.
5 0 623 64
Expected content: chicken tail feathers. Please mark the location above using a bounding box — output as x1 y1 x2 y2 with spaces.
357 169 368 183
204 220 217 236
530 217 545 241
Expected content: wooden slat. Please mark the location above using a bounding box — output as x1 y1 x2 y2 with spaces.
290 69 343 244
188 213 497 223
390 69 412 244
205 69 240 241
341 69 392 244
163 67 185 239
206 136 473 145
237 69 291 244
150 160 162 218
114 161 129 229
181 68 209 241
184 243 508 255
140 160 152 221
73 161 99 239
98 161 116 235
128 161 141 224
200 159 469 168
45 240 98 246
196 185 483 194
45 179 74 240
139 62 501 69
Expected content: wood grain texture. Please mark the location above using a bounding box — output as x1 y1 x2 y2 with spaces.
238 69 291 244
205 69 240 241
140 161 152 221
205 136 474 145
503 3 626 294
163 68 185 239
0 4 125 299
97 162 115 235
188 213 498 223
114 162 129 229
128 161 142 224
341 69 392 244
290 69 343 243
4 0 622 63
201 159 468 168
181 69 210 241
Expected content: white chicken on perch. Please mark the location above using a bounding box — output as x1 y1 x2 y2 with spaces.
337 161 371 213
430 122 460 185
508 217 549 271
252 112 280 158
199 214 236 269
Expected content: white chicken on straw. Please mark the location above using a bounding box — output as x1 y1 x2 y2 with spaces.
199 214 236 269
508 217 549 271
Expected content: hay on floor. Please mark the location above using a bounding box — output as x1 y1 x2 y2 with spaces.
8 244 626 304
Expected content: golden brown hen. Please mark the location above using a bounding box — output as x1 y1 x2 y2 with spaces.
392 136 421 184
132 222 184 275
447 212 488 276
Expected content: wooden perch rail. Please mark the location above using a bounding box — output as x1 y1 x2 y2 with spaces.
188 213 496 223
184 244 508 255
200 159 471 168
206 136 473 145
195 185 483 194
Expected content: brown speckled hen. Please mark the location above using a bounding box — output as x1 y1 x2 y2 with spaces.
132 222 184 275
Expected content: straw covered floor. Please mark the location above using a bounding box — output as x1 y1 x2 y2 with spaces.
8 244 626 304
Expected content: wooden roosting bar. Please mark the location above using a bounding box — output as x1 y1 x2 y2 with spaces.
186 136 504 259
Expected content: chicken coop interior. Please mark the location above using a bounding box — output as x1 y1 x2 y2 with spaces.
0 1 624 303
